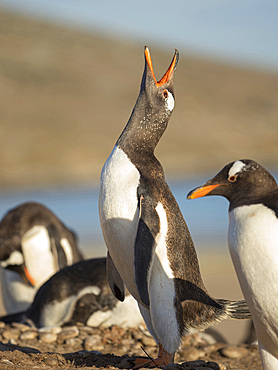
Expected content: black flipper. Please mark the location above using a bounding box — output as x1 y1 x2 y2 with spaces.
134 194 160 307
0 310 28 324
106 252 125 302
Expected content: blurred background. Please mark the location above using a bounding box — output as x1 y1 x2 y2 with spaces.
0 0 277 342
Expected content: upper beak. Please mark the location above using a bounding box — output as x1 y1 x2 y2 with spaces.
144 46 179 86
187 184 221 200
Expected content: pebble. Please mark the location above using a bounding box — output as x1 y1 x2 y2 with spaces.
79 326 95 335
42 357 60 366
1 359 14 365
141 335 156 347
65 337 83 347
0 321 6 328
202 343 223 355
219 345 249 359
83 335 103 351
2 328 20 340
20 330 38 340
42 354 66 366
11 322 32 332
218 364 227 370
39 326 62 334
39 332 58 343
179 347 205 361
57 326 79 342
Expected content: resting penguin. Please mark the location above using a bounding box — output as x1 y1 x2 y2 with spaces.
0 202 83 314
187 159 278 370
0 258 143 329
99 47 251 368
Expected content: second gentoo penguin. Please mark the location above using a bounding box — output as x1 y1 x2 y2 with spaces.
0 258 143 329
187 159 278 370
99 47 251 368
0 202 83 314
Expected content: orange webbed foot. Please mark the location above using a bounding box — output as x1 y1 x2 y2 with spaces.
133 357 158 369
133 344 175 369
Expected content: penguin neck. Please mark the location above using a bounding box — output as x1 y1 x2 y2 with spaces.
117 104 169 161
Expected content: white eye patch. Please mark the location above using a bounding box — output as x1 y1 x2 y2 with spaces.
0 250 24 268
60 237 73 266
228 161 246 177
164 90 175 111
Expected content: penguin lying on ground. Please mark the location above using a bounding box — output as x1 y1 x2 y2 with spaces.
99 47 251 368
187 159 278 370
0 257 143 329
0 202 83 313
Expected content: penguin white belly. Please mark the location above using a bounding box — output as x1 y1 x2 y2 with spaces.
87 295 143 328
1 268 35 313
228 204 278 358
149 202 180 354
99 145 141 300
40 286 101 328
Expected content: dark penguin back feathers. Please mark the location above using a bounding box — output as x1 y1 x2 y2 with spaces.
0 258 118 328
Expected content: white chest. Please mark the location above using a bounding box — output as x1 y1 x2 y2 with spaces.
99 146 140 223
22 225 58 286
99 146 140 295
1 268 35 313
228 205 278 353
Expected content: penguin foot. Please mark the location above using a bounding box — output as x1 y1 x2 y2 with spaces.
132 357 158 369
133 344 174 369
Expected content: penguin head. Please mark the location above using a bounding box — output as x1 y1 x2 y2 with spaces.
0 202 82 290
187 159 277 206
0 242 28 281
140 46 178 115
0 224 75 288
0 226 53 287
118 47 179 153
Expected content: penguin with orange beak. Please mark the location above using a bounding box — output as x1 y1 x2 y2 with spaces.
0 202 83 314
99 48 251 368
188 159 278 370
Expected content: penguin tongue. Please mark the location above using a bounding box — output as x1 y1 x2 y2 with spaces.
145 47 178 86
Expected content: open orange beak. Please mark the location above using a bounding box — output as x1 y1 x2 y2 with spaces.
145 46 179 86
187 184 221 200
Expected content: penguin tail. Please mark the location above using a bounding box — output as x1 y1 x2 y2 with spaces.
217 299 251 320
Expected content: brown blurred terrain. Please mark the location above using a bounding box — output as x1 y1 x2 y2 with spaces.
0 9 278 190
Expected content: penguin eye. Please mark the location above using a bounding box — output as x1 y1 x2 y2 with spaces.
163 89 168 99
228 175 238 183
163 90 175 111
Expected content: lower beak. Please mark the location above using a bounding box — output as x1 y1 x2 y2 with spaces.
187 184 220 199
24 266 36 286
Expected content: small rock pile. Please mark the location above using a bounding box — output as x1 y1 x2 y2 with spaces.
0 321 262 369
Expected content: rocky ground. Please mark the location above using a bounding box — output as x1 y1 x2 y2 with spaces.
0 321 262 369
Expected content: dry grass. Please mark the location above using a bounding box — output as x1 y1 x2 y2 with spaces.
0 9 278 189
